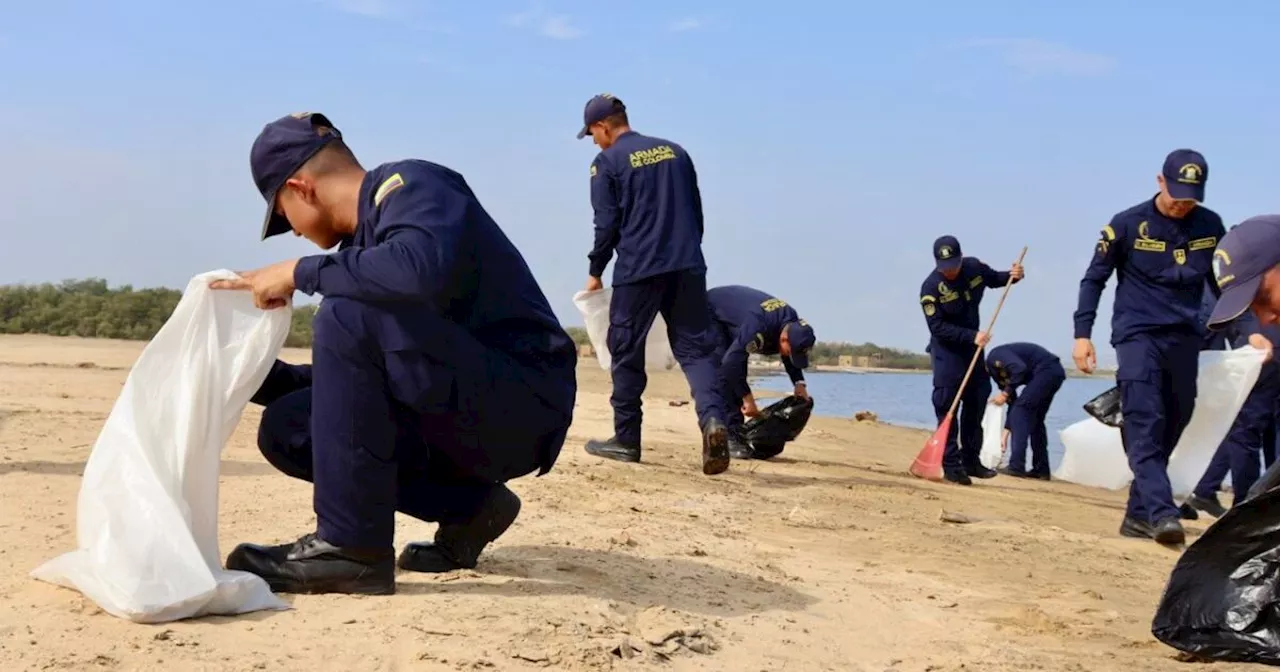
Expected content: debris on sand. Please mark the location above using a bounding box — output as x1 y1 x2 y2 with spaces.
854 411 878 422
610 606 720 662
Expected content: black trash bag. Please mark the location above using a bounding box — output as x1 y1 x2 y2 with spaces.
1151 486 1280 664
739 395 815 460
1083 385 1123 428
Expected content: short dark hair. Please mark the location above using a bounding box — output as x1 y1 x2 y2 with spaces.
601 110 629 128
300 127 362 175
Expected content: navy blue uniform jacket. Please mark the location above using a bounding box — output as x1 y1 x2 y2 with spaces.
292 160 577 411
1074 196 1225 345
919 257 1014 387
588 131 707 286
987 342 1061 401
707 285 807 399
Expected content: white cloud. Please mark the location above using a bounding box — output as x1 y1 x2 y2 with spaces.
960 38 1115 77
668 17 702 32
540 15 583 40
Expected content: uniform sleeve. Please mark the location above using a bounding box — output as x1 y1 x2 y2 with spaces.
1073 218 1125 339
921 285 978 345
293 174 463 304
587 154 621 279
1003 354 1030 389
720 325 757 401
1205 216 1227 299
782 355 805 385
979 261 1014 289
687 153 705 239
250 360 313 407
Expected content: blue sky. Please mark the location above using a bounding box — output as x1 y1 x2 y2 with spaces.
2 1 1278 366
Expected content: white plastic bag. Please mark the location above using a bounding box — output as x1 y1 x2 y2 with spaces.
572 289 678 371
1055 347 1266 495
31 270 293 623
979 403 1007 470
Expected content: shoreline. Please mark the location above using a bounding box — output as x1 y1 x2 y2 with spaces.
750 364 1113 379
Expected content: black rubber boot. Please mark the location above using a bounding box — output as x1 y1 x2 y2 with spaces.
1187 494 1227 518
965 460 997 479
1153 517 1186 546
584 436 641 463
1119 517 1155 539
702 418 730 475
397 484 522 573
226 533 395 595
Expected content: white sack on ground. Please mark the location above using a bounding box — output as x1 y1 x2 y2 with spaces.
572 289 678 372
979 403 1007 470
1054 347 1267 495
31 270 293 623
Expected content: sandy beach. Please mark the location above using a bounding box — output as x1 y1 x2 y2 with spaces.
0 333 1239 671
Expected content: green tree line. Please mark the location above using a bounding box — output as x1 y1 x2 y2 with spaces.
0 279 929 369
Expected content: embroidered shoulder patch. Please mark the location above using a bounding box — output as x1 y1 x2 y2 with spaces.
374 173 405 206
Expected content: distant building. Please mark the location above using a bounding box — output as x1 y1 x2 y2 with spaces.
578 344 595 358
838 355 854 367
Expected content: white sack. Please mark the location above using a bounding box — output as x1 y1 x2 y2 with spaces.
31 270 293 623
572 289 678 372
979 403 1007 470
1054 347 1267 495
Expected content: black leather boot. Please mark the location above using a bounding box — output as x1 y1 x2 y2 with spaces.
397 484 522 573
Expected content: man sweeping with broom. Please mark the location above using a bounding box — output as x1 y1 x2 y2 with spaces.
917 235 1025 485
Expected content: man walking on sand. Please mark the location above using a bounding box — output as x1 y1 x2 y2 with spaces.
1073 149 1224 546
575 93 731 475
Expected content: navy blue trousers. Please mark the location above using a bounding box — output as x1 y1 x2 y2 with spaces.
251 297 576 549
710 325 751 436
1116 331 1200 524
1192 362 1280 503
931 373 992 471
607 270 727 445
1005 362 1066 476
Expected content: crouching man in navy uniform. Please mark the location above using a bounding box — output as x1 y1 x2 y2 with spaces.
706 285 816 459
919 235 1024 485
1194 216 1280 507
575 94 731 475
1073 149 1225 546
987 342 1067 480
210 112 578 595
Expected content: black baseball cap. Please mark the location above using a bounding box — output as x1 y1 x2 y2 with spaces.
933 235 962 272
576 94 625 140
1162 149 1208 203
1207 215 1280 328
249 112 342 239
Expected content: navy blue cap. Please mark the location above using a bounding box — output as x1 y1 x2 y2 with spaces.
1207 215 1280 328
933 235 962 272
575 94 625 140
1162 149 1208 203
250 112 342 239
786 320 816 369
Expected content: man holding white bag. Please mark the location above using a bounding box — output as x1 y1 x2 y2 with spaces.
210 112 578 595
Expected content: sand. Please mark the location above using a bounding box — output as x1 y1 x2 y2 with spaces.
0 333 1244 671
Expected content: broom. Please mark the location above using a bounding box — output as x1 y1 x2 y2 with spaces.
910 246 1028 481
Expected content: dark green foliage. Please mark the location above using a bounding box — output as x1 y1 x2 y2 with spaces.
0 279 929 369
